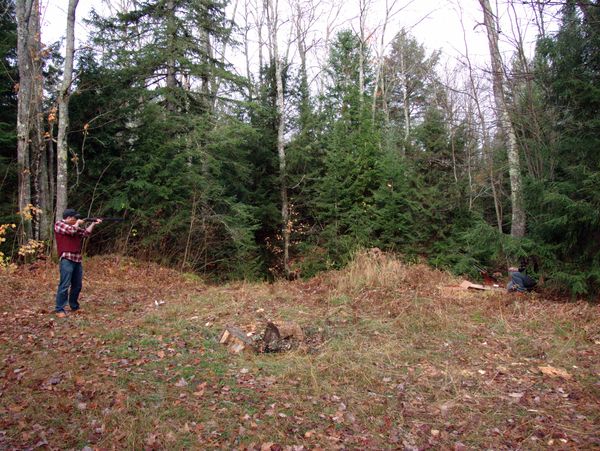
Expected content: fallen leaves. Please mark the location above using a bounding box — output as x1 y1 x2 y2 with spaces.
193 382 207 397
539 365 572 379
145 432 160 448
0 256 599 450
174 378 188 388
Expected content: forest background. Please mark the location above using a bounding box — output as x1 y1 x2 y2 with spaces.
1 0 599 297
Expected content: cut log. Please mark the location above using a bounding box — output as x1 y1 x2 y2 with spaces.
219 325 255 354
218 329 231 344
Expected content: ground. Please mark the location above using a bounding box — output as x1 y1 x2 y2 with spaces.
0 252 598 450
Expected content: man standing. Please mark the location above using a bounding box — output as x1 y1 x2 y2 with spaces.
54 209 102 317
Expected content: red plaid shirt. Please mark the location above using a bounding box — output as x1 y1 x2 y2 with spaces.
54 220 90 263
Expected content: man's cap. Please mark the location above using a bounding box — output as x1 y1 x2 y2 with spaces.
63 208 82 219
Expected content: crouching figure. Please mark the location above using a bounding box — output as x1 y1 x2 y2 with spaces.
507 266 537 293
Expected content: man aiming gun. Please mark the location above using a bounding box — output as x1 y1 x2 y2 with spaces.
54 209 102 318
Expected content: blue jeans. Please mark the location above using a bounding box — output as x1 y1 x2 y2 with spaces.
55 259 83 313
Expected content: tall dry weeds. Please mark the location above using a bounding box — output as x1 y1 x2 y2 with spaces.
333 248 453 296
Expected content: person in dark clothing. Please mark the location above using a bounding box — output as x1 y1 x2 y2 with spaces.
54 209 101 317
507 265 537 293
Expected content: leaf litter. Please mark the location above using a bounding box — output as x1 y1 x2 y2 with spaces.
0 253 598 449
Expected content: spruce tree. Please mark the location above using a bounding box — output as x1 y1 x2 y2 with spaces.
315 30 384 263
69 0 262 277
0 0 18 223
525 2 600 295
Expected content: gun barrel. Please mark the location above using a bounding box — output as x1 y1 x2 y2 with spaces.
82 217 126 222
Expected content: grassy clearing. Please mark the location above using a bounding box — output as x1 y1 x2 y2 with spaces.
0 252 598 449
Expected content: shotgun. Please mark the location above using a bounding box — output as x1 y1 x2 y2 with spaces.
82 217 127 223
474 264 500 285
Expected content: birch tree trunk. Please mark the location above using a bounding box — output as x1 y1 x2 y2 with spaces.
458 6 502 231
371 0 399 120
357 0 369 105
55 0 79 222
265 0 290 277
243 0 254 99
294 0 309 114
400 47 410 154
293 0 318 128
479 0 525 237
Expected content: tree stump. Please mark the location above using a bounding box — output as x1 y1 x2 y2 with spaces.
219 321 305 354
261 321 304 352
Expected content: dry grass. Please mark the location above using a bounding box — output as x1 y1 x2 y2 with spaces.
0 252 598 449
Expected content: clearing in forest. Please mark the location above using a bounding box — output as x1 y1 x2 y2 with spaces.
0 252 598 449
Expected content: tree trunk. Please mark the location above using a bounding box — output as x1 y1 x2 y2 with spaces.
30 0 49 240
576 1 593 24
32 68 46 239
458 7 503 231
211 0 238 111
479 0 525 237
55 0 79 222
15 0 36 243
295 1 309 120
47 121 55 222
165 0 177 111
243 0 254 100
357 0 368 105
293 0 317 130
371 0 397 121
400 48 409 156
265 0 290 277
257 0 265 83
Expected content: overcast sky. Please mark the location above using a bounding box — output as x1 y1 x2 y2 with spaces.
41 0 558 73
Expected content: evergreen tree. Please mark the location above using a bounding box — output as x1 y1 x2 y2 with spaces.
313 30 382 263
90 0 233 113
524 1 600 296
67 0 263 277
382 30 440 155
0 0 18 222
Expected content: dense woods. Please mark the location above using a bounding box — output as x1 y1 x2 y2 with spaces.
1 0 598 296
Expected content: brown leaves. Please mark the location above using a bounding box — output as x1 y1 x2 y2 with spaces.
145 432 160 449
174 378 188 388
0 256 599 449
41 374 62 390
193 382 207 397
539 365 572 379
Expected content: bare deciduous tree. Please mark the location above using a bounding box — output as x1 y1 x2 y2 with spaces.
479 0 525 237
457 3 503 230
265 0 291 277
55 0 80 223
